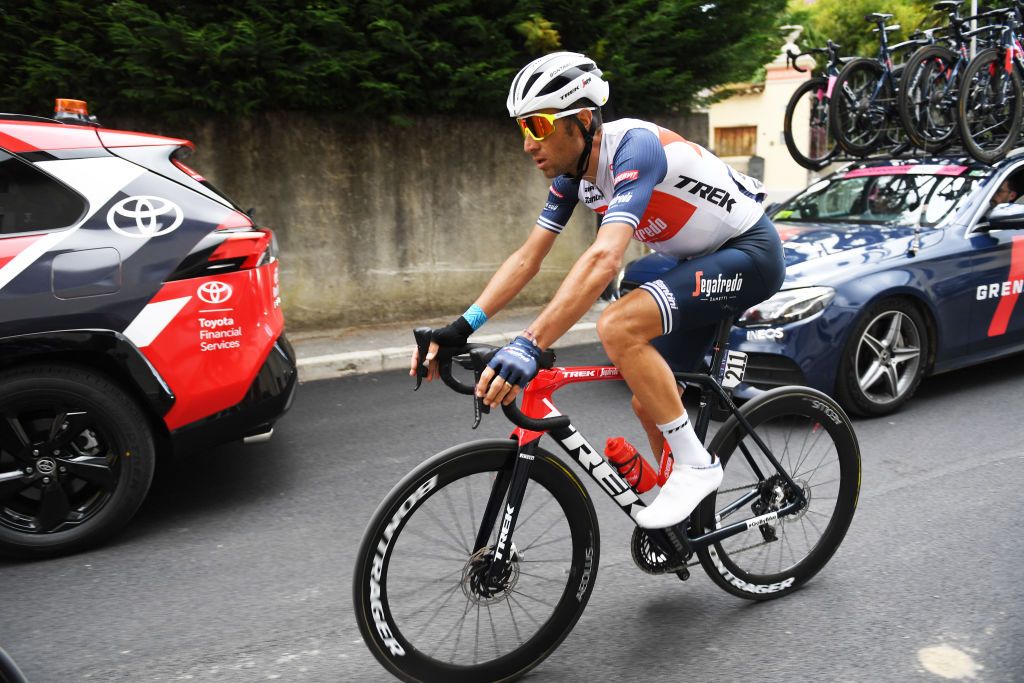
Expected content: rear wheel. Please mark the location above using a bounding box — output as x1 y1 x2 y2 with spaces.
695 387 860 600
0 364 156 559
784 76 837 170
958 48 1023 164
353 440 599 683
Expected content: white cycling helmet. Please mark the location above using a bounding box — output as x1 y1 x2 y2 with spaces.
506 51 610 117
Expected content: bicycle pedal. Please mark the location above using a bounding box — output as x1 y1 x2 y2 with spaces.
675 566 690 582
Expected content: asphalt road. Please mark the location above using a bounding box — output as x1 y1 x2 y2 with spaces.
1 344 1022 683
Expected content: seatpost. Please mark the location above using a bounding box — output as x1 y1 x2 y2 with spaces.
693 316 735 443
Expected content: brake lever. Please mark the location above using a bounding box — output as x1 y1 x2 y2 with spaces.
413 327 432 390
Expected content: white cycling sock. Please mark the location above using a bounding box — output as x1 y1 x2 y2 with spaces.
657 413 712 467
634 412 721 529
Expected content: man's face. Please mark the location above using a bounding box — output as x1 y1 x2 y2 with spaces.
520 110 587 179
990 180 1017 208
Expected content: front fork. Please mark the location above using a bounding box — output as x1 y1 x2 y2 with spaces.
476 438 538 588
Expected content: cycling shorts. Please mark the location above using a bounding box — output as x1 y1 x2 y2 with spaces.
638 213 786 372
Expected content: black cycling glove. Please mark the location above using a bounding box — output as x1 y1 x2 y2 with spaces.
487 335 542 387
431 316 474 349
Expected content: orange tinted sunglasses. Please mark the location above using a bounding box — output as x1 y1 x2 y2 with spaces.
516 107 595 141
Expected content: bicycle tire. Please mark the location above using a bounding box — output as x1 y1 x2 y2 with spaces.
830 57 894 157
898 45 959 152
353 439 600 683
695 387 860 601
958 47 1023 164
0 646 27 683
784 76 837 171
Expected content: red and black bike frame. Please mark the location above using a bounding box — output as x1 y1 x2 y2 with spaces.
415 318 808 589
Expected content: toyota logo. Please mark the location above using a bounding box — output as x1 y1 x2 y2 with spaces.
197 281 233 304
106 196 184 238
36 458 56 475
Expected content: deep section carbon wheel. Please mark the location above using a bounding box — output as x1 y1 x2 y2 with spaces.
353 439 599 683
695 387 860 601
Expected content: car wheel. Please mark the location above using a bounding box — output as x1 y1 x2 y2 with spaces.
0 364 156 559
836 299 929 417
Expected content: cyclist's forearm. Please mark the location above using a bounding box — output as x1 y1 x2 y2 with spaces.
469 226 556 323
473 249 542 316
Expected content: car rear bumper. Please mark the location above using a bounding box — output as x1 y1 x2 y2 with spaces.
169 333 297 454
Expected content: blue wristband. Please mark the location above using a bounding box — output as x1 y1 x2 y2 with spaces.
463 304 488 331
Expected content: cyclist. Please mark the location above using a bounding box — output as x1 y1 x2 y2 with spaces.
411 52 785 529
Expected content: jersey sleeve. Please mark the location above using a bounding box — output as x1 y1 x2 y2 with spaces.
536 175 580 235
601 128 668 230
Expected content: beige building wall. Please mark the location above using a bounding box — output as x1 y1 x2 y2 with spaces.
708 50 816 204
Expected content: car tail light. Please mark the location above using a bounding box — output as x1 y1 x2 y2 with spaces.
168 218 277 281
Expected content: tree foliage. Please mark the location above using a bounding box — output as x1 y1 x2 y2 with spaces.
0 0 787 120
784 0 956 61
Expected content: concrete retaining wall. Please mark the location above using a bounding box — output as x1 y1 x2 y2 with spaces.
115 112 708 329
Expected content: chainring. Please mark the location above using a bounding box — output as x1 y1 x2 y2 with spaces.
630 528 693 575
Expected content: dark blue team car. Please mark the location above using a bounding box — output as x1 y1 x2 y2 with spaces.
623 157 1024 416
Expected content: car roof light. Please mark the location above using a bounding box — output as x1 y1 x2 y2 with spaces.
55 99 89 116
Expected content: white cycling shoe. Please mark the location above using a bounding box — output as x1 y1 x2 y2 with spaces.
635 461 723 529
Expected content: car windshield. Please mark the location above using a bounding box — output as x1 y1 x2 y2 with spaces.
773 168 987 227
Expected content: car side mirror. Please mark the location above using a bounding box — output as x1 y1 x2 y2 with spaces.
985 203 1024 230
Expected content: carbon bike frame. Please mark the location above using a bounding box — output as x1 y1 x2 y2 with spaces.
473 318 809 588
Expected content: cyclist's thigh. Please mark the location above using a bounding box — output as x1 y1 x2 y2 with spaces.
652 322 717 373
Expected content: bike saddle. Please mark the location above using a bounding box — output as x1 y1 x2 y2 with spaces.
864 12 894 22
933 0 963 10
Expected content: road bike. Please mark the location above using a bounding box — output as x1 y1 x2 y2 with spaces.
352 317 861 682
898 1 1006 154
958 3 1024 163
830 13 925 157
783 39 845 171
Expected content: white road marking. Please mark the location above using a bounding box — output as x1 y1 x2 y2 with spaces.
917 644 983 679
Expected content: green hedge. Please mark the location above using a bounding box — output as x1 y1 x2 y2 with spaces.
0 0 787 120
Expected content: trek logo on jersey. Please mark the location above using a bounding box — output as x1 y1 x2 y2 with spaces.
614 170 639 185
976 279 1024 300
692 270 744 300
674 176 737 213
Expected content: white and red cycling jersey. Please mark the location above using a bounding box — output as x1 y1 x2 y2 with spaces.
537 118 766 259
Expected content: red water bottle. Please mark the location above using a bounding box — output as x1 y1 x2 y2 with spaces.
604 437 658 493
658 442 674 487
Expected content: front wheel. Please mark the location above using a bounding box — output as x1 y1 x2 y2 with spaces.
353 439 600 683
898 45 960 152
958 47 1023 164
835 298 929 416
695 387 860 600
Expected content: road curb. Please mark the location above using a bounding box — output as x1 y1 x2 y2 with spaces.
296 322 599 382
